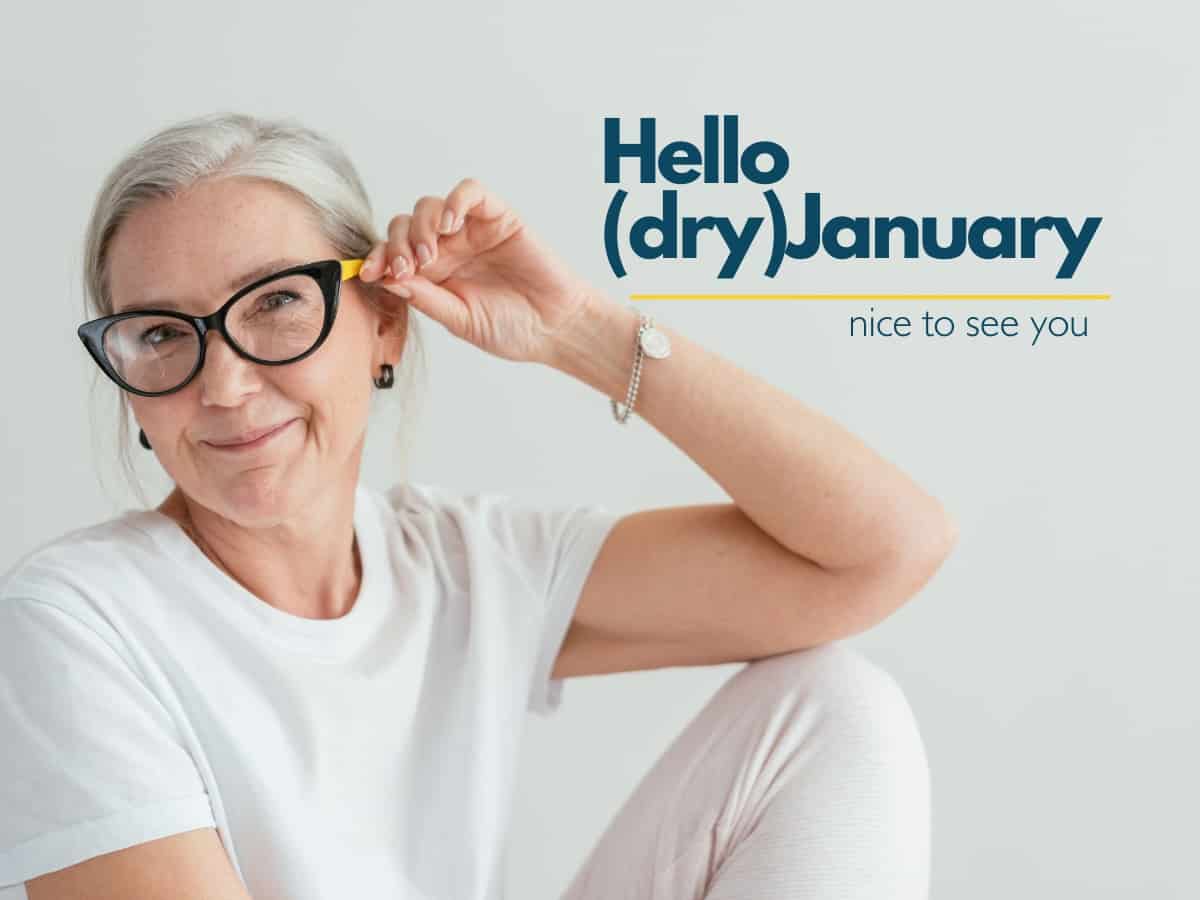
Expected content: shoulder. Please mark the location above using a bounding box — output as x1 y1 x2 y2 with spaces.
381 478 512 539
383 478 498 516
0 511 162 635
377 479 501 576
380 479 560 542
378 478 620 569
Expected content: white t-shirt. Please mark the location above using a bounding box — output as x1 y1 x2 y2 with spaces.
0 480 620 899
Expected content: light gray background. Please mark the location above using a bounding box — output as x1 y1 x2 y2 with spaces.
1 1 1196 897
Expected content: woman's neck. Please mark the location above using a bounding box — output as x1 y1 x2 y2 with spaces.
155 487 362 621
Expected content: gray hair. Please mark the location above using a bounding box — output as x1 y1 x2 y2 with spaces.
80 111 426 509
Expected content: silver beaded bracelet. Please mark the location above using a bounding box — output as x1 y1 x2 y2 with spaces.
611 313 672 424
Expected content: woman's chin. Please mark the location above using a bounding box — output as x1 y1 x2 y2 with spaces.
201 477 298 528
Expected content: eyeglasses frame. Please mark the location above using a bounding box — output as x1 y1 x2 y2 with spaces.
78 258 365 398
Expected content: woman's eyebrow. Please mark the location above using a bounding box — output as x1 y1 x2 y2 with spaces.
226 256 306 292
113 256 306 314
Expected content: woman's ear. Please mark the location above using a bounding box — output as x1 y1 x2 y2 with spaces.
376 301 409 369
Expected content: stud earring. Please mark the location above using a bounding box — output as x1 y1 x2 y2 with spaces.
373 363 394 389
139 428 152 450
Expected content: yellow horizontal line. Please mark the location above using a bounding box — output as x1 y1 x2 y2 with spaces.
629 293 1111 301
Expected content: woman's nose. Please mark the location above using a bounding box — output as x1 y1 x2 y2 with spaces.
195 329 262 401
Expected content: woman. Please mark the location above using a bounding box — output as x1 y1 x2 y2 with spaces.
0 112 955 900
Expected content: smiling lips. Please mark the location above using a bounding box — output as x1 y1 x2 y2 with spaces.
204 419 297 449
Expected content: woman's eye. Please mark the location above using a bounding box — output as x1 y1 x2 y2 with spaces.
141 325 183 345
260 292 297 311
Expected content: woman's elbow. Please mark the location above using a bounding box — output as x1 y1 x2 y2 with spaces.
855 510 958 628
895 502 959 574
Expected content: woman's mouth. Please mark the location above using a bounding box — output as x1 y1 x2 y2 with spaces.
202 418 298 452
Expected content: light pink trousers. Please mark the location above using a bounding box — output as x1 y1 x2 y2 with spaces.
559 641 931 899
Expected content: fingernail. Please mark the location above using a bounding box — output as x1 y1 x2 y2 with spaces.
391 256 408 276
360 257 374 278
439 209 454 233
416 243 432 267
389 283 412 298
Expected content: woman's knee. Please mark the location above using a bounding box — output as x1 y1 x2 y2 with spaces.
702 644 931 897
731 641 929 768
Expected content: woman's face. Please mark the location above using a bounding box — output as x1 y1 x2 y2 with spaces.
106 177 405 526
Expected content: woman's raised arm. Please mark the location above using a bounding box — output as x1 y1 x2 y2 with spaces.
359 177 957 670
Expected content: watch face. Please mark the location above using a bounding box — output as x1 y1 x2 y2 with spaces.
640 327 671 359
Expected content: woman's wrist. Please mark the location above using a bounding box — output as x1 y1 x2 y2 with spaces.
543 291 642 402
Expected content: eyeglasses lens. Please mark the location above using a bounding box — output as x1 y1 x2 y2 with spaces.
102 272 327 393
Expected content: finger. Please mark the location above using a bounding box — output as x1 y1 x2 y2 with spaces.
385 214 415 279
440 177 486 234
410 195 446 272
358 240 389 282
446 178 510 226
379 274 468 338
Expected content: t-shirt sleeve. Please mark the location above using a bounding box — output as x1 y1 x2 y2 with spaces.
392 481 622 717
0 596 216 888
490 496 622 717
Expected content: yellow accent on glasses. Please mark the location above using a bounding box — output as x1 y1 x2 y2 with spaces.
340 258 365 281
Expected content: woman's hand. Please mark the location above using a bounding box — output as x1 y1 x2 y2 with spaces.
357 178 598 365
